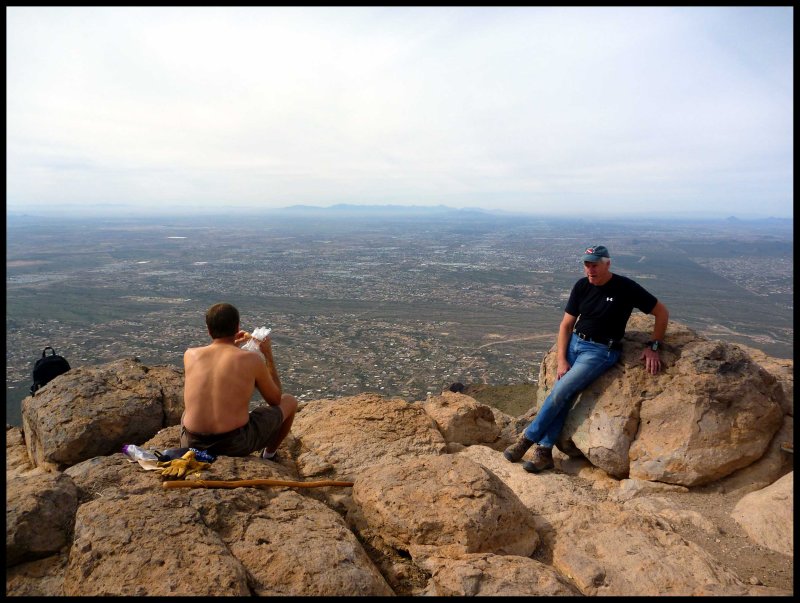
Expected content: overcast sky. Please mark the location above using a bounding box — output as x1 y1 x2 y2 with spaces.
6 7 794 218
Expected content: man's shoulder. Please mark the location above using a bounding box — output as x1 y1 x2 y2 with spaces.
610 273 646 287
233 347 264 370
610 273 635 285
609 273 653 296
224 345 258 360
184 344 207 358
187 344 253 361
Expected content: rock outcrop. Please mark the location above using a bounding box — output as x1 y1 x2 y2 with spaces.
535 314 787 486
6 319 793 596
7 470 78 568
21 359 184 472
731 472 794 557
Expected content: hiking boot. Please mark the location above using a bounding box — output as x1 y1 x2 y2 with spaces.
522 446 554 473
504 435 535 462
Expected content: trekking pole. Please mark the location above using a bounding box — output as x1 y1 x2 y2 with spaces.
162 478 354 490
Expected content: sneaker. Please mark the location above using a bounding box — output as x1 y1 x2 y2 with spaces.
522 446 554 473
503 434 535 462
260 448 278 461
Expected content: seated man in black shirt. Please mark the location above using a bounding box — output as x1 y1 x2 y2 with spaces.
504 244 669 473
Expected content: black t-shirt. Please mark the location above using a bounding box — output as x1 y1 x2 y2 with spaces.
565 274 658 343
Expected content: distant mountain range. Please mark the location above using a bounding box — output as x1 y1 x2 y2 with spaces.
274 204 506 217
269 205 794 227
6 203 792 225
5 203 514 222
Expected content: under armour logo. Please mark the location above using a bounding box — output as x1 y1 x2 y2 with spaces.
586 247 594 254
606 297 614 302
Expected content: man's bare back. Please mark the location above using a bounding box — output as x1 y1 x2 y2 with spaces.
180 303 296 458
183 339 278 434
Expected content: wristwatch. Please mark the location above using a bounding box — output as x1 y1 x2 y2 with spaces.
645 340 662 351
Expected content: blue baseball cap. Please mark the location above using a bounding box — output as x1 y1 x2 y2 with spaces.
582 245 610 262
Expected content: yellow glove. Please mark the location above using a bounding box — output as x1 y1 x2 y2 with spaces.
157 450 211 480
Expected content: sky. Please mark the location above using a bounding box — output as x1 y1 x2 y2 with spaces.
6 6 794 219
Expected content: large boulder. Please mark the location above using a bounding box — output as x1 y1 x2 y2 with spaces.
59 450 392 596
535 316 785 486
146 364 185 426
734 343 793 416
63 492 251 596
290 394 447 481
63 486 394 597
731 472 793 557
21 359 184 471
6 425 35 476
709 414 793 496
348 454 539 560
456 444 755 596
456 444 591 525
550 500 750 596
419 391 501 446
226 490 393 596
6 471 78 567
629 338 784 485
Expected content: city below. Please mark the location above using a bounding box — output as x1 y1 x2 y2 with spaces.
6 207 793 426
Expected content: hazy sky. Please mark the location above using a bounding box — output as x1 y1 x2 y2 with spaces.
6 7 793 218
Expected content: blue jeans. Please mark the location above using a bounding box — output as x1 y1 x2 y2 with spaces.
524 333 621 448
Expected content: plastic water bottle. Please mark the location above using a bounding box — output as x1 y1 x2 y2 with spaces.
242 327 272 359
121 444 159 462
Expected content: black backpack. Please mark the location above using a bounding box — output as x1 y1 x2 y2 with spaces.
30 346 71 396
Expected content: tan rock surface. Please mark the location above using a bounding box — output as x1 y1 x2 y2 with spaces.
731 472 793 557
349 454 539 559
420 552 580 596
5 552 69 596
21 358 182 471
6 425 34 476
291 394 447 480
419 391 500 445
63 492 251 596
6 471 78 567
6 337 794 596
456 444 592 523
629 340 783 485
226 490 394 596
550 500 749 596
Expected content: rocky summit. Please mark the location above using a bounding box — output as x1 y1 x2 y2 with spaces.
6 316 793 596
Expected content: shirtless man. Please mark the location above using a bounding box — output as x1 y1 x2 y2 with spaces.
180 302 298 460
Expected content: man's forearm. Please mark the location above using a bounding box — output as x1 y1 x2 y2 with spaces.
652 320 668 342
264 352 283 397
557 324 572 361
651 302 670 342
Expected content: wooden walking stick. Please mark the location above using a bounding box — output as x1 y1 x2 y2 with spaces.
163 478 354 490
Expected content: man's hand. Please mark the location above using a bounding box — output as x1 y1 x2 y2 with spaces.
640 348 662 375
556 360 571 380
157 450 211 480
234 330 251 346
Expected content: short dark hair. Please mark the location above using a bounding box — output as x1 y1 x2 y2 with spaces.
205 303 239 339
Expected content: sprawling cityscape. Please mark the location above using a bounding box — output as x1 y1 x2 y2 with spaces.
6 207 793 426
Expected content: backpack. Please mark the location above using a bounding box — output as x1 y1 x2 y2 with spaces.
30 346 71 396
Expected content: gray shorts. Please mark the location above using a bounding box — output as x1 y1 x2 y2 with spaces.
180 405 284 457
